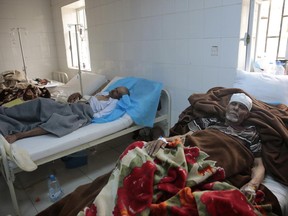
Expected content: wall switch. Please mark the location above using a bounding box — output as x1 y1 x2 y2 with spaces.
211 46 218 56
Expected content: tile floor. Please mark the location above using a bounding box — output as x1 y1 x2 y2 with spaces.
0 134 134 216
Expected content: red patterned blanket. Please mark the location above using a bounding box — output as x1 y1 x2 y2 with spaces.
77 139 276 216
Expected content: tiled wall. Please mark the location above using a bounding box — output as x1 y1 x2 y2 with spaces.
0 0 58 80
1 0 248 126
83 0 247 124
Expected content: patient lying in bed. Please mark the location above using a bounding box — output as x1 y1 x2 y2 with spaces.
1 86 129 144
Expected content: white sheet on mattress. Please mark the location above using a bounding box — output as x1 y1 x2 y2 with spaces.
263 175 288 216
13 114 133 161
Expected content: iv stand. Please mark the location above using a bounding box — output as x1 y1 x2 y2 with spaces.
69 24 84 96
11 27 28 81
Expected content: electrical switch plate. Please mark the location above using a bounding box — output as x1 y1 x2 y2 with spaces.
211 46 218 56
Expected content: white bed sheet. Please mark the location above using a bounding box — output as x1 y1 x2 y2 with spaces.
263 175 288 215
13 114 133 161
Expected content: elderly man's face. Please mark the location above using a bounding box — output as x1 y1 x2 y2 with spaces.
225 101 249 124
109 86 129 99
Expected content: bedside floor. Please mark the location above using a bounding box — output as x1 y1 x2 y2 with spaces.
0 134 134 216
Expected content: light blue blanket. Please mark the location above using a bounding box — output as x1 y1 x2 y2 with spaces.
92 77 163 127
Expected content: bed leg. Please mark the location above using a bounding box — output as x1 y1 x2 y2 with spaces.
0 138 21 216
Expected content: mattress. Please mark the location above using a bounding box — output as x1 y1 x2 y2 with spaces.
13 114 133 161
263 175 288 215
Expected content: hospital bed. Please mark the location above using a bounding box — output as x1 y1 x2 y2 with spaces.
0 74 171 216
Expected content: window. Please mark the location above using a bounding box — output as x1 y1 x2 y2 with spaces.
61 1 91 71
246 0 288 72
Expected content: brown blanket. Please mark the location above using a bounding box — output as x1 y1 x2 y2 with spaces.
170 87 288 187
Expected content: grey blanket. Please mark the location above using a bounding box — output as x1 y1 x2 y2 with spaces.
0 98 94 137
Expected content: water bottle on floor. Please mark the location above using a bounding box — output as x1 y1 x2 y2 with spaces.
48 174 64 202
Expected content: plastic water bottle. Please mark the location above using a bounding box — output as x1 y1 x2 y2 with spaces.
48 174 64 202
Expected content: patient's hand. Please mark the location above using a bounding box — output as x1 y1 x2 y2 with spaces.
240 183 256 203
145 139 166 157
67 92 82 103
145 134 185 157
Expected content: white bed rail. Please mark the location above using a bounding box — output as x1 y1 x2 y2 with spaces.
52 71 69 83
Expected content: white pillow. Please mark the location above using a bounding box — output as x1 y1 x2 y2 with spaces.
233 70 288 105
102 76 124 91
51 73 107 103
64 72 107 95
53 72 107 96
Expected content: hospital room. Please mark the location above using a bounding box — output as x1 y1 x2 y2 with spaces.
1 0 288 215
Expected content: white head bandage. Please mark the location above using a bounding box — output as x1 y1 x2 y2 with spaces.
229 93 252 111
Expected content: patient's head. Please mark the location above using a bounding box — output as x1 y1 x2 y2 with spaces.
225 93 252 125
109 86 130 99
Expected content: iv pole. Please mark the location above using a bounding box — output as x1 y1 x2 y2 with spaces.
69 24 84 96
11 27 28 81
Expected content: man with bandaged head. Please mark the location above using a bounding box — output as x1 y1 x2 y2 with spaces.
146 92 264 202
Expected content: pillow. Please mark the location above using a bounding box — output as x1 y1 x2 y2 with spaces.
233 70 288 105
51 72 107 103
65 72 107 95
53 72 107 96
102 76 124 91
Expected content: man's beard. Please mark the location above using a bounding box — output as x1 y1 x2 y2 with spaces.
225 112 239 123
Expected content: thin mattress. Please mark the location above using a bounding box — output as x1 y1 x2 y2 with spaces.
13 114 133 161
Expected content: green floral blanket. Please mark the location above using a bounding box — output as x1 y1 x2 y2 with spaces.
78 139 274 216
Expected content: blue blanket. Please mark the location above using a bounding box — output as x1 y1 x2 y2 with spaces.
92 77 163 127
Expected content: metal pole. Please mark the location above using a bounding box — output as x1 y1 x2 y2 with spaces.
17 28 28 81
74 25 84 96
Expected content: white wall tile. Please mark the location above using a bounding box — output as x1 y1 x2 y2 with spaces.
220 4 242 38
204 0 221 8
174 39 190 64
89 7 103 26
162 12 191 39
140 0 164 17
175 0 189 12
200 66 222 89
162 14 177 39
189 39 204 66
189 0 204 11
142 40 162 63
189 10 204 38
162 0 175 14
221 38 239 68
174 12 191 39
204 7 222 38
122 19 143 41
141 16 162 40
122 0 142 21
222 0 242 6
